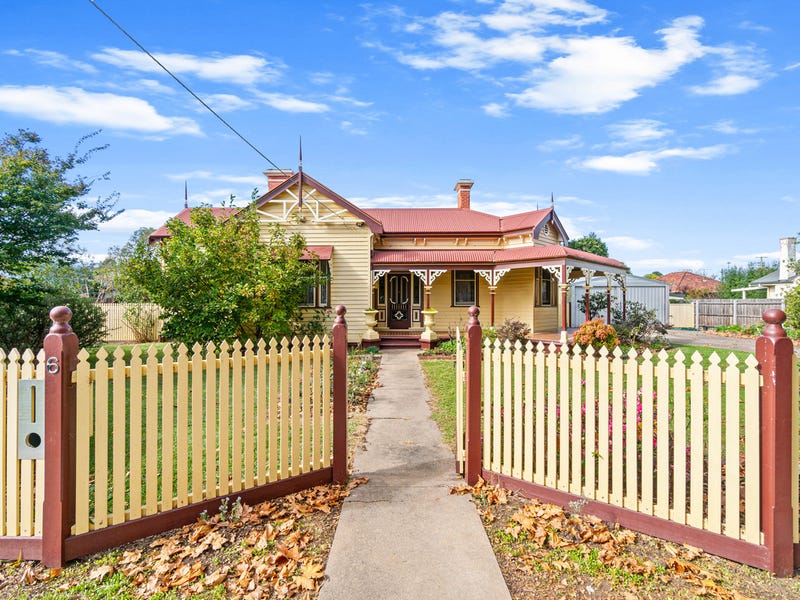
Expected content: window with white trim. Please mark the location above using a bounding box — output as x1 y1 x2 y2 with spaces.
300 260 330 307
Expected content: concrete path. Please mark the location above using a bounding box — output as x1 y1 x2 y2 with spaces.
319 349 511 600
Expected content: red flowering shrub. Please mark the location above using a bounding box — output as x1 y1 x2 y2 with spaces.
574 318 618 350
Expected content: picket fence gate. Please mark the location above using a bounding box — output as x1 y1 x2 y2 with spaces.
0 305 349 567
456 306 799 576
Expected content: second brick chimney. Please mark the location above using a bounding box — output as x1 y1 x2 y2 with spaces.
264 169 293 191
455 179 474 210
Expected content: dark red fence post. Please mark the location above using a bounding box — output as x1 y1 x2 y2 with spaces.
42 307 78 568
465 306 482 486
756 309 795 576
332 305 348 484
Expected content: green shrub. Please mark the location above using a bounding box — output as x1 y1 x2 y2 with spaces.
611 302 667 347
0 279 107 350
495 318 531 345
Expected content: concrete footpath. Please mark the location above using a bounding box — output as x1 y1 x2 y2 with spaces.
319 349 511 600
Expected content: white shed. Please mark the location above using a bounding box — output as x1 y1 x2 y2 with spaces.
570 274 670 326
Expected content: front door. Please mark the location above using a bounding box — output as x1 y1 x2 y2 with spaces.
388 272 411 329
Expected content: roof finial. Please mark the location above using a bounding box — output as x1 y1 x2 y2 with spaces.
298 135 304 208
550 192 554 208
184 180 188 209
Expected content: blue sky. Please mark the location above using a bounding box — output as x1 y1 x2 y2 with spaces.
1 0 797 276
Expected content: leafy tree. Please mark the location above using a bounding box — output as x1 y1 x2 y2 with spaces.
643 271 663 280
785 257 800 334
0 129 118 274
611 301 667 347
577 291 609 319
717 261 777 299
123 205 324 344
567 232 608 257
0 130 117 349
94 226 155 302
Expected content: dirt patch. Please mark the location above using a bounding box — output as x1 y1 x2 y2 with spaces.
452 479 800 600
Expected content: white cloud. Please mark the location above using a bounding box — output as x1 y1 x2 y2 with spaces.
606 236 655 252
98 209 177 232
626 258 706 272
608 119 672 144
780 195 798 203
341 121 368 135
706 119 758 135
536 134 583 151
690 44 770 96
786 62 800 71
166 170 266 186
738 21 770 34
5 48 97 73
355 193 453 208
579 144 729 174
328 95 373 107
510 16 706 114
260 93 330 113
202 93 253 112
482 102 509 117
482 0 607 31
93 48 282 85
0 85 200 135
690 73 761 95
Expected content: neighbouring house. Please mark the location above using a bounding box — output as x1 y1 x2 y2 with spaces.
151 170 627 347
657 271 721 299
569 274 670 326
741 237 798 299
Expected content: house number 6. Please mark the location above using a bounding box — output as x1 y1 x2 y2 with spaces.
46 357 60 374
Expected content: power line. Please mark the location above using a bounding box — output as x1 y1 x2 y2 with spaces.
87 0 288 174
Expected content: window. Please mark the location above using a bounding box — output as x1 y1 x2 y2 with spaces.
453 270 477 306
300 260 330 308
536 268 553 307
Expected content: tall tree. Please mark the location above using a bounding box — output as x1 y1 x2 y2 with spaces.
94 226 155 302
123 205 324 344
567 232 609 257
718 261 777 299
0 129 117 349
0 129 118 274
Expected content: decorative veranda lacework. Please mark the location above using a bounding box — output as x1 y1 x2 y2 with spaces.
73 336 332 534
456 338 779 545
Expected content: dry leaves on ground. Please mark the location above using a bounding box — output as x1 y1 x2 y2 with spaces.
452 478 756 600
12 478 367 599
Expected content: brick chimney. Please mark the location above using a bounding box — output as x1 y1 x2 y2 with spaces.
455 179 474 210
779 237 797 280
264 169 293 191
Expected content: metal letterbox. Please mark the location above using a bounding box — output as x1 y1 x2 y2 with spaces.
18 380 44 460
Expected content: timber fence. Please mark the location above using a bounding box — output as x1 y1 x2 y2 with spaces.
695 298 785 329
0 305 349 567
456 306 799 575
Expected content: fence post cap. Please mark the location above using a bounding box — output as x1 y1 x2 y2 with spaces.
334 305 347 324
468 305 480 318
762 308 786 326
48 306 73 334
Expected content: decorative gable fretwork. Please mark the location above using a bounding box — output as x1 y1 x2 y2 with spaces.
544 265 562 282
475 269 509 287
258 188 364 225
410 269 447 286
372 270 391 284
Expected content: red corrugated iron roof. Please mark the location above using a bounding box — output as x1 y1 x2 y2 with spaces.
301 245 333 260
363 208 500 234
148 207 239 242
361 207 557 236
372 246 626 269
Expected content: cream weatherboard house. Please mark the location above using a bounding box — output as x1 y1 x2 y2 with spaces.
151 169 628 347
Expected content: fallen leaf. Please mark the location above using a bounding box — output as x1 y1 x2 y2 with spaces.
88 564 114 582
